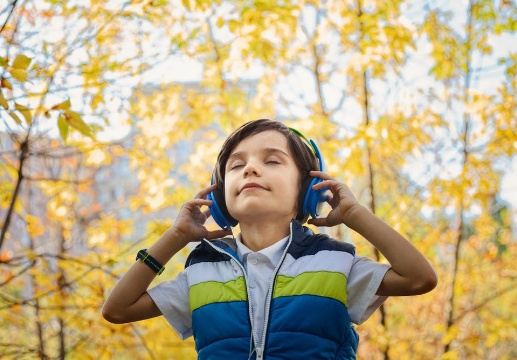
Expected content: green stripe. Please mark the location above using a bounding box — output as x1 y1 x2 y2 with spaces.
189 277 247 311
273 271 348 306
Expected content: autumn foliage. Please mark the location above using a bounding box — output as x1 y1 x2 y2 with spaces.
1 0 516 359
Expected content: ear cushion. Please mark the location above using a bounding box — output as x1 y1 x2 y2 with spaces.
208 186 238 230
304 177 326 219
297 176 326 223
296 176 314 222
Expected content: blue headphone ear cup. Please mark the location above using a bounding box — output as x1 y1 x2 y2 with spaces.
296 177 314 222
304 177 326 219
208 187 238 230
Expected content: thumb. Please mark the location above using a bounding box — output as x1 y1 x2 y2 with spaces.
205 229 233 240
307 217 328 227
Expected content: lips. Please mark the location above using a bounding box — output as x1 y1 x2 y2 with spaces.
239 183 267 193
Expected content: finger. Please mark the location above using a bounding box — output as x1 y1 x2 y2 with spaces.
202 208 212 219
312 180 346 193
205 229 233 240
307 217 328 227
310 170 335 181
184 198 213 209
195 184 218 199
312 179 340 191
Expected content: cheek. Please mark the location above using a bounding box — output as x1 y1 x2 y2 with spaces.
223 177 236 203
285 175 301 204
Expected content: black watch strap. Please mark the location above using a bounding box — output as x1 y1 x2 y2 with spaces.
136 249 165 275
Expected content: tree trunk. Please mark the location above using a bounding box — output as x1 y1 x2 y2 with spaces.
356 1 389 357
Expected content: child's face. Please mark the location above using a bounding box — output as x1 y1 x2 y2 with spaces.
224 130 301 224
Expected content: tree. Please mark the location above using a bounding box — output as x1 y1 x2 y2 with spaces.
1 0 516 359
421 1 517 358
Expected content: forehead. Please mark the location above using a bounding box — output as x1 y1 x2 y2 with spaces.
231 130 290 154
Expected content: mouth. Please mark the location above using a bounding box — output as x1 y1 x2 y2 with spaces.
239 183 268 193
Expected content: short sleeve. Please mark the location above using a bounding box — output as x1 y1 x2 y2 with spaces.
147 269 192 339
346 255 391 325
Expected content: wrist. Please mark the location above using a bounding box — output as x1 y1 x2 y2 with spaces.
342 203 367 227
167 226 191 247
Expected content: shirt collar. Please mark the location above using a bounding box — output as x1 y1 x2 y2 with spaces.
236 234 289 267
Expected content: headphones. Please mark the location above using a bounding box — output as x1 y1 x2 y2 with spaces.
207 128 327 230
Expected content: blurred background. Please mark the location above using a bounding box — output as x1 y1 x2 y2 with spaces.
1 0 516 359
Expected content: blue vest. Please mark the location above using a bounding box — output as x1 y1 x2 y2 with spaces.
185 220 359 359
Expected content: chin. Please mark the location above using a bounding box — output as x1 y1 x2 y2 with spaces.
231 208 296 223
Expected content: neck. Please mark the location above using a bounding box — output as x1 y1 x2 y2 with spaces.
238 219 292 252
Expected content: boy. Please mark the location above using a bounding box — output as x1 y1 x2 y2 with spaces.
103 119 437 359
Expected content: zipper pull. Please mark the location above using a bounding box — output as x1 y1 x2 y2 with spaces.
256 347 264 360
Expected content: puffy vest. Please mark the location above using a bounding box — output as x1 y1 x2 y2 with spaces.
185 220 359 359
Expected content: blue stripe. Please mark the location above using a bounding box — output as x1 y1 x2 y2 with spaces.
192 301 251 352
197 337 251 360
267 295 355 346
288 233 355 259
185 241 231 268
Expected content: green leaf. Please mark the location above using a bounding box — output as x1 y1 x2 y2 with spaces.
12 54 32 70
14 103 32 125
58 114 69 142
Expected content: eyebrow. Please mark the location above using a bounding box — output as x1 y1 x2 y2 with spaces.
228 147 291 160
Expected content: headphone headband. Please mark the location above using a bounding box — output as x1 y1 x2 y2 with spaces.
289 127 316 154
289 127 325 173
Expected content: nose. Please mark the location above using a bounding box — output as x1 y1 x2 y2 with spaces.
243 161 261 177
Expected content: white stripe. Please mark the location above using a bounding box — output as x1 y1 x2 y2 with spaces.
187 259 242 286
277 250 354 278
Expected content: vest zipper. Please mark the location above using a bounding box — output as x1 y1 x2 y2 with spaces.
258 222 294 357
204 241 260 354
256 346 264 359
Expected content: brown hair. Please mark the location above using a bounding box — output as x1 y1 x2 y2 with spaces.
214 118 319 200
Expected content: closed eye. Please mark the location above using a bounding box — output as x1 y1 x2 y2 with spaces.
229 164 244 170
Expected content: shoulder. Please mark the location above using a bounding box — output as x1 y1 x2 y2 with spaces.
289 221 355 259
184 237 237 269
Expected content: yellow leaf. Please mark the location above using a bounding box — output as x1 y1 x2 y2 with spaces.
442 350 460 360
1 78 13 89
85 148 111 166
442 324 459 346
52 99 71 110
15 103 32 125
58 113 69 142
10 68 28 82
26 214 45 237
9 111 22 125
65 110 93 138
12 54 31 70
0 90 8 109
25 251 38 261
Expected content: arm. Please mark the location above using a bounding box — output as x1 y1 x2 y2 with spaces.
308 171 438 296
102 184 232 324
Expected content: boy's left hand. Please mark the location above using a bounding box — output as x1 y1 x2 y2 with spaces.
307 171 360 227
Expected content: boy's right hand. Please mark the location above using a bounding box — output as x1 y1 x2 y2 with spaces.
171 184 233 245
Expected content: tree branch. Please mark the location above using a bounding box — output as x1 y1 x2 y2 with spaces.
0 138 28 252
0 0 18 34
